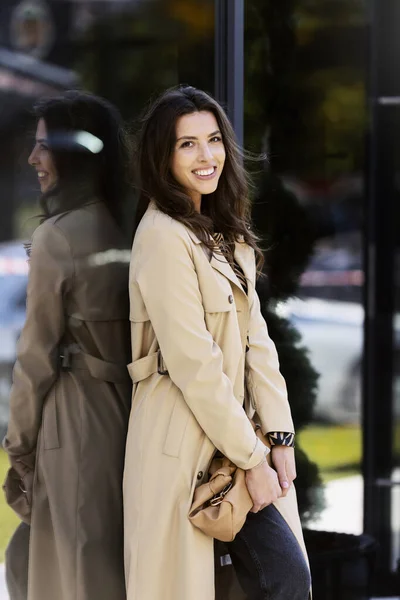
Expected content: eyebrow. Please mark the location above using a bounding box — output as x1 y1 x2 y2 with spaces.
35 137 47 143
176 130 221 142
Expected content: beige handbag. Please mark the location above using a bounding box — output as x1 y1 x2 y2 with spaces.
188 426 270 542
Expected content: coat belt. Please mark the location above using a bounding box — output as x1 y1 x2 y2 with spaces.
60 344 130 384
127 349 168 384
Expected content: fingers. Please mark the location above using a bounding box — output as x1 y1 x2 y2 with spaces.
284 456 297 487
271 447 297 496
249 499 273 513
248 474 282 513
274 459 290 497
287 463 297 483
249 494 269 514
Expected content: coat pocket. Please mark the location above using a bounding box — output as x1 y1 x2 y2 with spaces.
162 394 191 458
43 383 60 450
202 287 235 314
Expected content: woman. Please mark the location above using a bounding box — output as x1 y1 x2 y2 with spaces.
4 90 132 600
124 85 311 600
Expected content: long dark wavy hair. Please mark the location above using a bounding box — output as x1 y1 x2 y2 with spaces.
134 85 264 273
33 90 131 231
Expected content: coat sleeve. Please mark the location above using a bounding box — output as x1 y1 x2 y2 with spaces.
133 223 267 470
245 282 295 435
3 221 73 467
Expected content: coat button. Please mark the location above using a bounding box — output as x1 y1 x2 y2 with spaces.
228 295 234 304
197 471 204 480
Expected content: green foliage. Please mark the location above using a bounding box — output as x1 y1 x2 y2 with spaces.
244 0 367 178
299 424 362 477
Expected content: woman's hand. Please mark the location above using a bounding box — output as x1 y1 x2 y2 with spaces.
270 446 296 497
245 460 282 513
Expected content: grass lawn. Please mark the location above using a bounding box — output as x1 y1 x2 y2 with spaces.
298 424 362 481
0 451 20 562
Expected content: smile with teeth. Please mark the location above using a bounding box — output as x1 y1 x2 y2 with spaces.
192 167 217 178
37 171 48 179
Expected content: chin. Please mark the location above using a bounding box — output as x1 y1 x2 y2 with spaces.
200 183 219 196
41 181 56 194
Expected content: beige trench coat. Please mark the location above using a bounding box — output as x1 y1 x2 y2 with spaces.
4 200 132 600
124 203 309 600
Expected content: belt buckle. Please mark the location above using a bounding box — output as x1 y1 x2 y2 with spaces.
157 350 168 375
60 347 71 371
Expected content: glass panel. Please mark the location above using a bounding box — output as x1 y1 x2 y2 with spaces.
0 0 215 567
244 0 367 534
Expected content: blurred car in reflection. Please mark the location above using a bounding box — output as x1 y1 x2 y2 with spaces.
279 297 363 423
0 241 28 437
276 227 365 423
280 295 400 424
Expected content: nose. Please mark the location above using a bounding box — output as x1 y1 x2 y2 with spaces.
28 145 38 167
198 141 213 162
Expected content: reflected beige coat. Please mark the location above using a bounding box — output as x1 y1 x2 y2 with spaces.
4 201 131 600
124 203 308 600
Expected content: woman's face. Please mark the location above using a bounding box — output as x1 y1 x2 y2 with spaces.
171 110 226 209
28 118 58 193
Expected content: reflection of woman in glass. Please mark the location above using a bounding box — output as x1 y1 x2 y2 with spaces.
124 86 311 600
4 91 132 600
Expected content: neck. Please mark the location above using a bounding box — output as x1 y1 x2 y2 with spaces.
191 192 202 213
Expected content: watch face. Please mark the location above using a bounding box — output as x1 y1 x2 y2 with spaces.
10 0 54 59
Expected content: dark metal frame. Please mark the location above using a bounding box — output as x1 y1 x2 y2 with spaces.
214 0 244 146
363 0 400 591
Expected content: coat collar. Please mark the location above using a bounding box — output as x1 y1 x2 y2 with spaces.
210 238 254 295
209 251 243 291
147 202 253 293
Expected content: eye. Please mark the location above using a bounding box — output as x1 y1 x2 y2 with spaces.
40 143 49 151
180 141 194 149
210 136 222 143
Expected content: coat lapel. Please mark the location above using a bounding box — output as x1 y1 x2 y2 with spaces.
187 227 252 296
233 241 255 290
209 251 244 292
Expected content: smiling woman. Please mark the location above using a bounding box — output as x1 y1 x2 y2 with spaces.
135 85 264 273
28 118 58 194
124 85 311 600
3 90 132 600
171 111 226 211
28 90 131 230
